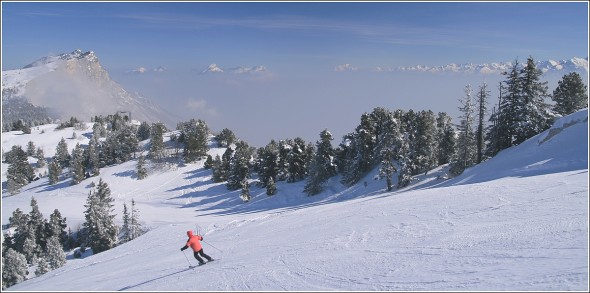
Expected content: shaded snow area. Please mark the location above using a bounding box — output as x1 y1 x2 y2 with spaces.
2 110 588 291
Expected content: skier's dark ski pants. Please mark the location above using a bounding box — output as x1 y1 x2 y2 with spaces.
193 249 212 263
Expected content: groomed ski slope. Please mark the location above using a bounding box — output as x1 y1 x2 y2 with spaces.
2 109 588 291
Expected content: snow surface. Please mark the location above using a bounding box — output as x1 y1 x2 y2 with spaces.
1 110 588 291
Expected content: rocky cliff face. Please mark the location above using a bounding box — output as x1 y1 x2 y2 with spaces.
2 49 177 127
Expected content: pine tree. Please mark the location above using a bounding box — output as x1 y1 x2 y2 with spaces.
516 56 554 144
266 176 277 196
240 177 251 202
34 256 51 276
28 197 49 253
136 121 151 141
136 154 148 180
26 141 36 156
256 140 279 188
87 136 101 176
130 198 143 240
120 202 131 243
215 128 237 147
36 147 46 169
6 145 34 194
436 112 456 165
304 129 336 196
148 122 166 161
475 83 490 164
204 154 214 169
46 209 67 248
341 113 376 186
178 119 210 163
70 143 86 185
450 84 477 176
227 141 253 191
47 160 62 185
397 132 413 188
286 137 310 183
413 110 438 174
378 115 400 191
54 138 71 168
211 154 225 182
552 72 588 116
45 236 66 270
2 248 29 289
83 178 118 254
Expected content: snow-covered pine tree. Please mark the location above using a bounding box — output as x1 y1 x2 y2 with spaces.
70 143 85 185
378 114 400 191
148 122 166 161
36 147 46 168
413 110 438 174
266 176 277 196
287 137 310 183
227 141 253 191
304 129 336 196
136 154 148 180
256 140 279 188
552 72 588 116
6 145 34 194
341 113 376 186
179 119 209 163
29 197 48 252
26 141 36 156
396 131 413 188
130 198 143 240
475 83 490 164
120 202 131 243
45 236 66 270
516 56 554 144
46 209 68 249
450 84 477 176
136 121 151 141
54 138 71 168
436 112 456 165
498 60 522 150
34 256 50 276
47 160 61 185
215 128 237 147
240 177 251 202
83 178 118 254
2 248 29 289
21 225 39 264
204 154 214 169
211 154 225 182
87 136 101 176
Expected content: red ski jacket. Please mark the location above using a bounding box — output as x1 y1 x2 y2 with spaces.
182 230 203 252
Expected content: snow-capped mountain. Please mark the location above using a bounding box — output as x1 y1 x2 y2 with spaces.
394 57 588 75
201 63 224 74
201 64 268 74
1 49 177 127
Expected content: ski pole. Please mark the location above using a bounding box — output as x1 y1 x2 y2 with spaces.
202 239 223 253
182 250 192 267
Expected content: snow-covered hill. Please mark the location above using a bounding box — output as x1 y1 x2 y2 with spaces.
1 49 177 127
1 110 588 291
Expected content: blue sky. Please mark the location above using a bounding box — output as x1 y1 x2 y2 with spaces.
2 1 588 146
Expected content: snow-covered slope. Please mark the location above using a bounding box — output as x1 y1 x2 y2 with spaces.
1 49 177 127
1 110 588 291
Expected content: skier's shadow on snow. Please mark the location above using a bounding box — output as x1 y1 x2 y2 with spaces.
117 267 192 291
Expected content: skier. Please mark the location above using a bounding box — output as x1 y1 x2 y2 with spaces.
180 230 213 265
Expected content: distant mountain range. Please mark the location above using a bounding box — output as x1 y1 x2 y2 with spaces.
2 49 177 128
201 63 268 74
385 57 589 75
